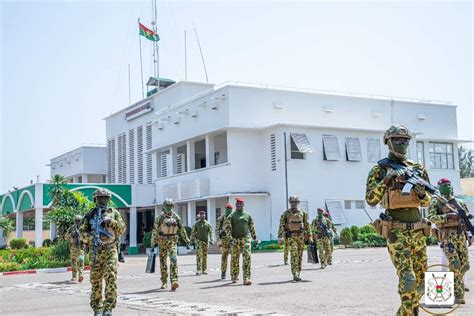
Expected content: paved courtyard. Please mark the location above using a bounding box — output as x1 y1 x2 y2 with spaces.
1 246 473 315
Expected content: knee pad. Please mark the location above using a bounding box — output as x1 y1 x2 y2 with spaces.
401 272 416 292
452 258 461 270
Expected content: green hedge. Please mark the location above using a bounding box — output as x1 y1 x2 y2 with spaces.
0 241 85 272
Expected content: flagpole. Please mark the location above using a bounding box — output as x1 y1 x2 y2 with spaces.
184 30 187 81
152 0 160 90
138 18 145 99
128 64 131 105
193 23 209 83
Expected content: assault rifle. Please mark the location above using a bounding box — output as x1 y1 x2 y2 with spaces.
72 225 81 248
378 158 474 235
89 206 113 264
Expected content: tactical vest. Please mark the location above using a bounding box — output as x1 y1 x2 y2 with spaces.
435 201 462 230
160 216 178 235
90 208 117 245
380 165 422 209
286 210 304 233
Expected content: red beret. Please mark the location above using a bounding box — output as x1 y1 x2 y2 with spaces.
323 211 330 217
235 197 244 203
225 203 234 209
438 178 451 185
317 208 325 212
199 210 206 215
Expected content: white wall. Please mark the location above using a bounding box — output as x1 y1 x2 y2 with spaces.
50 146 106 179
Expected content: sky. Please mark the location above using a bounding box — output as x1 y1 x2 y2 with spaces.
0 0 472 193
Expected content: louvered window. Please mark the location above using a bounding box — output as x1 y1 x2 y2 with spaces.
107 138 116 183
118 133 126 183
367 138 381 163
176 153 185 174
160 153 169 178
129 129 135 183
345 137 362 161
270 134 277 171
137 126 144 184
322 135 341 161
146 123 153 184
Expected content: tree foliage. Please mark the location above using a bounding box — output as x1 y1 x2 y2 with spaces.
459 145 473 178
0 216 14 239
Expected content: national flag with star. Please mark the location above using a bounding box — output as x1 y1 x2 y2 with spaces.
139 22 160 42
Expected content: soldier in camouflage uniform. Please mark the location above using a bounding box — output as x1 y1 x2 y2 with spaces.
311 208 336 269
366 125 431 316
191 210 214 275
428 178 471 304
323 211 337 265
223 197 259 285
66 215 85 282
81 189 125 316
278 195 312 281
216 203 233 279
151 198 190 291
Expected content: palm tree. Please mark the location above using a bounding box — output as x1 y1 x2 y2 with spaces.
0 216 14 241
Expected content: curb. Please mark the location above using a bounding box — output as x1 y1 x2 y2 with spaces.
1 265 91 276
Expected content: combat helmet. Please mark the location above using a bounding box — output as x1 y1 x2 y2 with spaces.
163 198 175 206
288 195 300 202
383 125 412 159
93 188 112 198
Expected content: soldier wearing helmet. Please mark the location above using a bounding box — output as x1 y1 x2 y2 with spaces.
311 208 336 269
215 202 234 279
428 178 471 304
366 125 431 315
82 188 125 316
277 195 312 281
65 214 85 283
191 210 214 275
151 198 190 291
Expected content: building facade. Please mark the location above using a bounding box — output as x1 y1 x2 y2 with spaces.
105 81 466 240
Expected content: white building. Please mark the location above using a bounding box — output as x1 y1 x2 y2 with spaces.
105 81 467 241
49 145 107 183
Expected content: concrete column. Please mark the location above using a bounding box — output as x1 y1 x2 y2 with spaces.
49 222 57 240
187 201 196 226
186 141 195 171
129 207 138 254
187 202 192 226
205 135 215 167
207 198 216 239
35 208 43 247
16 212 24 238
83 174 88 183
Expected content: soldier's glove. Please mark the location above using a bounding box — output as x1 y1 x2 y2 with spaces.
383 169 405 185
445 213 459 221
103 215 112 225
413 182 426 198
277 238 284 245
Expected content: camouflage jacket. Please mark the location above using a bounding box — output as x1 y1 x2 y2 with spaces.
277 208 311 240
427 197 470 226
81 206 125 246
151 211 190 245
311 217 336 239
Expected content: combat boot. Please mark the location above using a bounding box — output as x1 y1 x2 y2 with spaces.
455 298 466 304
202 271 208 275
465 287 470 292
93 312 101 316
79 275 84 283
221 272 226 279
196 272 201 276
243 279 252 286
103 311 112 316
171 281 179 291
293 275 301 282
160 283 167 289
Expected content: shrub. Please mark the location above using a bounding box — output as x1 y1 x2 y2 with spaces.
358 233 386 247
10 238 28 249
263 243 283 250
359 224 376 236
350 226 360 242
143 231 152 248
340 228 353 247
352 241 367 248
51 240 70 261
333 235 340 246
426 235 438 246
42 239 52 247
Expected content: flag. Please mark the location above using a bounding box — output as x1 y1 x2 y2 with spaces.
139 22 160 42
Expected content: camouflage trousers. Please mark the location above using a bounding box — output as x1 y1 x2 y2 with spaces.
220 242 231 273
288 235 305 276
283 237 289 264
158 239 178 284
195 240 209 273
441 232 470 300
89 246 118 313
70 244 84 279
317 237 332 266
328 236 334 263
231 237 252 281
387 229 427 316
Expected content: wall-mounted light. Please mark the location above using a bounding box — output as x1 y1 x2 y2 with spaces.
198 101 208 108
212 94 226 101
324 106 334 113
371 109 382 117
177 109 189 115
159 116 171 122
273 101 284 110
417 113 427 121
173 117 181 125
190 110 199 118
157 123 164 130
210 102 219 110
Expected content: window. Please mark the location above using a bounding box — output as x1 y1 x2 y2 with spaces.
325 200 346 224
270 134 277 171
129 129 135 183
367 138 381 163
322 135 340 161
176 153 185 174
160 153 169 177
146 124 153 184
290 133 314 160
107 138 116 183
429 142 454 169
345 137 362 161
355 200 365 209
344 200 352 209
118 133 127 183
137 126 144 184
416 141 424 165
